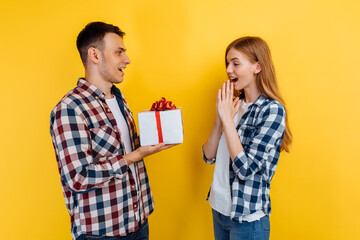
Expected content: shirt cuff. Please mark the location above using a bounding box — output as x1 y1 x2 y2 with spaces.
202 148 216 164
231 150 248 175
108 155 128 179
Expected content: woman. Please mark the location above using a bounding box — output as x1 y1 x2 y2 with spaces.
202 36 292 240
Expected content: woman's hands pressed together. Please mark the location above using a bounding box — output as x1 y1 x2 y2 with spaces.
215 80 244 161
203 80 243 161
216 80 240 125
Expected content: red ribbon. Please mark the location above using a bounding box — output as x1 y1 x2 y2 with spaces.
150 97 177 144
150 97 176 111
155 111 163 143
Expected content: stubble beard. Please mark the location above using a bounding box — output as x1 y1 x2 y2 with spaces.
99 55 122 85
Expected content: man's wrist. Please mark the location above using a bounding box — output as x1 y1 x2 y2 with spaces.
136 148 144 161
123 150 141 165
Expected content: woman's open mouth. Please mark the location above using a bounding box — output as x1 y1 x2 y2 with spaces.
230 78 238 83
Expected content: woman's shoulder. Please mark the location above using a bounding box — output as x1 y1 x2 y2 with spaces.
258 96 286 119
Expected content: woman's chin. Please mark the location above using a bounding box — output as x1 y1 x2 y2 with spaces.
234 84 242 91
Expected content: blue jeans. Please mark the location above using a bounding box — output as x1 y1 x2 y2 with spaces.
212 209 270 240
77 219 149 240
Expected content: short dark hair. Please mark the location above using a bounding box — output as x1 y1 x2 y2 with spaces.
76 21 125 65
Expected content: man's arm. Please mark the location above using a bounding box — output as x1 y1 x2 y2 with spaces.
50 102 129 193
50 102 177 193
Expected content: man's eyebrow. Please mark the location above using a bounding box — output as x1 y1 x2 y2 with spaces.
116 47 127 51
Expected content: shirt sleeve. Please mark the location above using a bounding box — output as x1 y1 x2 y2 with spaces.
50 102 129 193
202 147 216 164
231 103 285 180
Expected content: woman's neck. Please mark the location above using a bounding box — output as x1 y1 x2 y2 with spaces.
244 89 261 103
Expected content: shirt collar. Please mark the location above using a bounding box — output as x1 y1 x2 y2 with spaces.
77 78 105 99
238 93 268 108
77 78 123 100
252 94 267 107
111 84 123 99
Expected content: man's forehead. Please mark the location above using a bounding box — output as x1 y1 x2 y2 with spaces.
103 32 126 49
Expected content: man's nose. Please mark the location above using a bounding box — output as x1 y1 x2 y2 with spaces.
123 53 131 65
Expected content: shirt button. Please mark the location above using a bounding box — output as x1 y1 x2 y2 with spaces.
107 109 111 112
131 185 135 189
114 129 117 132
102 127 106 131
134 204 137 208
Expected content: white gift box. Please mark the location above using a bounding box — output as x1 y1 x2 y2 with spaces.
138 109 183 146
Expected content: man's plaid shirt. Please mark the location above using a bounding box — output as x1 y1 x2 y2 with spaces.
50 79 154 239
204 94 285 221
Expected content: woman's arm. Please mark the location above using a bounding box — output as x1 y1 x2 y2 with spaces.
216 80 242 160
202 115 223 162
203 79 240 162
217 81 285 180
231 104 285 180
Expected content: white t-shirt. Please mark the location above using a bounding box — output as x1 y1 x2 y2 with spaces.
209 100 265 222
106 96 139 220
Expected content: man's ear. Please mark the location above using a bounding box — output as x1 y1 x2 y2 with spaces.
87 47 101 64
254 61 262 74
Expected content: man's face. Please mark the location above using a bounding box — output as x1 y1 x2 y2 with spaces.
98 32 130 84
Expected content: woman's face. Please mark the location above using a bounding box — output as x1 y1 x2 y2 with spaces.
226 48 261 92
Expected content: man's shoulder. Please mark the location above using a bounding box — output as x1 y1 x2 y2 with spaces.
57 85 92 106
50 85 92 119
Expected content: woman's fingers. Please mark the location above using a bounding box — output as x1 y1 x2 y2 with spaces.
227 80 234 101
233 97 241 115
222 82 226 101
230 80 234 99
217 89 221 105
219 80 235 104
220 80 232 101
226 80 229 100
233 96 240 106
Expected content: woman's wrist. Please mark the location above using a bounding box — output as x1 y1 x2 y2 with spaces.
214 116 222 128
222 117 235 131
219 114 233 127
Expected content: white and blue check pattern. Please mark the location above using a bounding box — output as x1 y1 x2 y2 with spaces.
204 94 285 221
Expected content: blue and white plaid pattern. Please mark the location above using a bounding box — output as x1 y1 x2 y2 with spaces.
50 79 154 239
204 94 285 221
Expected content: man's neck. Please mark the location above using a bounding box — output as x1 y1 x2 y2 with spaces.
84 72 113 99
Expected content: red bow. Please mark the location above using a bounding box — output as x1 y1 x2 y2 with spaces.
150 97 176 111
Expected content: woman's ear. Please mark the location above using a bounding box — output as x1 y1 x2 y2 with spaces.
87 47 101 64
254 61 262 74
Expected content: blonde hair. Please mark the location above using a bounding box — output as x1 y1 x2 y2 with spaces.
226 36 292 152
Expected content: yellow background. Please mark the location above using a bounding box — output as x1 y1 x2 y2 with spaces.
1 0 359 239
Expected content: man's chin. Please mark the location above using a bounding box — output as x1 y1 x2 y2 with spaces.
112 78 124 84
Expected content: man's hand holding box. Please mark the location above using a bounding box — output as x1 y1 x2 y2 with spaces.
138 97 183 146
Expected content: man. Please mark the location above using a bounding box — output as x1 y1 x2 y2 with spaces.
50 22 173 240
